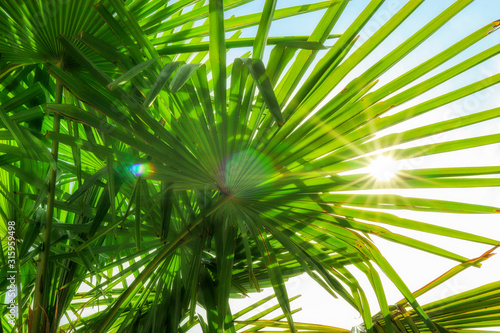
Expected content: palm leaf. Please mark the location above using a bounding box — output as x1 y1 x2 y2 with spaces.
1 1 500 333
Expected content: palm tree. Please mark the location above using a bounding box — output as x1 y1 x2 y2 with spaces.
0 0 499 332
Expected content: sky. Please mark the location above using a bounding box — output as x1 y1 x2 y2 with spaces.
226 0 500 330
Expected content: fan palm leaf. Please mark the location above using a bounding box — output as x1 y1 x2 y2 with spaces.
0 0 499 332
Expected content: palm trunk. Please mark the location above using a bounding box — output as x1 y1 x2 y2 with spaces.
32 81 62 332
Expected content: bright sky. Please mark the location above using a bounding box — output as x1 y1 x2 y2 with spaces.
228 0 500 330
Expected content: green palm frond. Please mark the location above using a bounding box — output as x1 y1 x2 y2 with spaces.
0 0 108 72
0 0 499 332
237 250 500 333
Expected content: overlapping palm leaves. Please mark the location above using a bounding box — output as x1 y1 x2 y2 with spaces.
0 0 499 332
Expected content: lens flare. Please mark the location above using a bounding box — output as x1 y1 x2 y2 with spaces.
130 163 155 177
220 149 275 198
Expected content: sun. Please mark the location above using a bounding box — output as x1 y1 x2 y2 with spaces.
368 155 400 181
